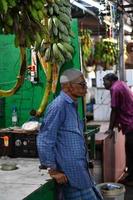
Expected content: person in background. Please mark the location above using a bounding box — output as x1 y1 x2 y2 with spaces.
103 73 133 186
37 68 103 200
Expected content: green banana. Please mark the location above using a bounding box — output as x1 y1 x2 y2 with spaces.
60 34 69 42
59 6 71 15
34 1 44 10
57 42 73 62
54 0 63 6
58 20 69 35
57 50 65 63
52 43 60 59
44 46 51 61
62 42 74 54
52 16 59 28
1 0 8 13
62 0 70 7
48 18 53 32
57 42 67 55
52 24 58 36
65 52 73 60
59 11 71 24
53 43 65 63
48 6 54 16
53 3 59 14
38 10 44 20
31 8 40 21
7 0 16 8
36 32 42 44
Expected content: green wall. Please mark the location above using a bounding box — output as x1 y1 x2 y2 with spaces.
0 35 53 127
0 19 84 128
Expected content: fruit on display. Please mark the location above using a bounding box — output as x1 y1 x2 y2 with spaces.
0 0 46 48
35 0 74 116
80 29 94 69
0 0 74 63
94 38 119 69
0 0 74 116
79 28 118 71
0 0 74 66
39 0 74 65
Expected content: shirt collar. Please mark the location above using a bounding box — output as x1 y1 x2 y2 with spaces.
110 80 118 90
60 91 75 104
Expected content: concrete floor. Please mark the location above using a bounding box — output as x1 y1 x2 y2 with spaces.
0 157 133 200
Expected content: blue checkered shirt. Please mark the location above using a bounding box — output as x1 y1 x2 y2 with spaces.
37 91 95 189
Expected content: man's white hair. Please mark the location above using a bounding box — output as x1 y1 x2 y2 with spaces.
60 68 83 84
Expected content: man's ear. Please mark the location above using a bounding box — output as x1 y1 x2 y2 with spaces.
62 83 71 92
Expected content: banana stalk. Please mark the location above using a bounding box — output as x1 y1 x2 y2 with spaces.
52 63 59 93
0 47 26 97
36 60 52 117
38 52 49 77
35 17 56 117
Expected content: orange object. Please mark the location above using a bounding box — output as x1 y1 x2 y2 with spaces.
0 136 9 147
28 65 36 72
52 63 59 93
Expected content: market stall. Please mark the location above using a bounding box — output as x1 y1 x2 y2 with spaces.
0 0 133 199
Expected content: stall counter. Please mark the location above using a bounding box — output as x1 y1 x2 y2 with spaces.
0 158 56 200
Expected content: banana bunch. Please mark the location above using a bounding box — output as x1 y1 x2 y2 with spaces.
80 29 93 67
0 0 74 62
94 38 118 69
0 0 47 48
39 0 74 65
0 0 16 33
0 0 16 14
93 41 103 64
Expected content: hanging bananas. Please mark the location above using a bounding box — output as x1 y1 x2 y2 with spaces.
0 0 74 115
94 38 119 69
36 0 74 116
80 29 94 68
39 0 74 65
0 0 74 63
0 0 47 48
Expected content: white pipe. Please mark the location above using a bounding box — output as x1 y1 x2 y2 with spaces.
81 0 105 10
70 0 97 17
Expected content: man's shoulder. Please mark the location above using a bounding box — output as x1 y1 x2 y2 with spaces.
111 81 124 91
48 94 66 111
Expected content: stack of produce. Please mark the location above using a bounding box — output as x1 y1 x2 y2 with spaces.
80 29 94 68
0 0 74 65
39 0 74 65
0 0 46 48
94 38 118 69
0 0 75 115
36 0 74 115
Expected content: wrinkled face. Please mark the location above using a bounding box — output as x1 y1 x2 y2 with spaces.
103 78 112 90
69 75 87 98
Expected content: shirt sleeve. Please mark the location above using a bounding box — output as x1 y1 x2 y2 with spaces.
36 103 65 169
111 88 120 108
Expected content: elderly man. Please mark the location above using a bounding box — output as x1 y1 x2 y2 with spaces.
103 73 133 186
37 68 103 200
